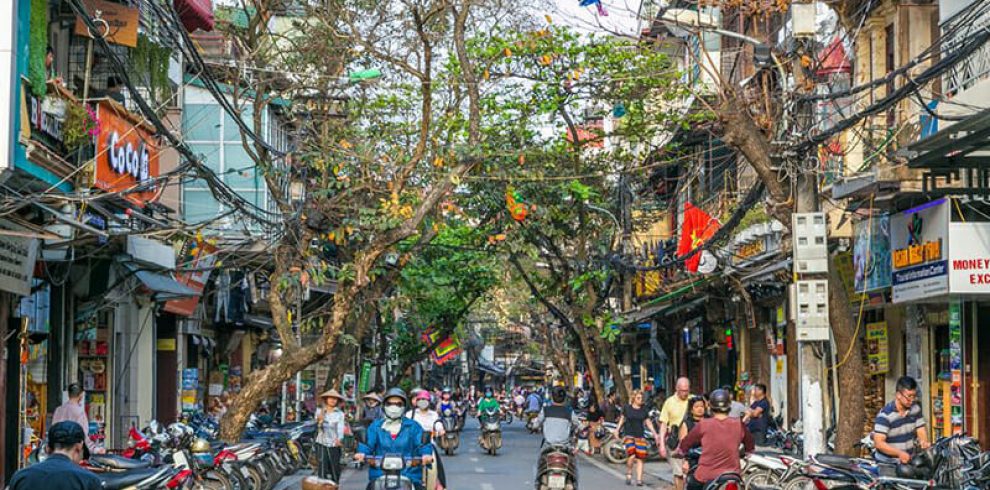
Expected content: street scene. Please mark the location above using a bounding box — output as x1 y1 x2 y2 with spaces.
2 0 990 488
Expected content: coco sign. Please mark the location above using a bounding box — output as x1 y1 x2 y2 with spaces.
94 100 159 206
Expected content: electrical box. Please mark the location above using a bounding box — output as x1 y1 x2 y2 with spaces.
792 212 828 273
791 2 818 38
789 280 830 341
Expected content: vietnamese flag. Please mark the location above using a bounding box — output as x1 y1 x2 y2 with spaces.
677 202 720 272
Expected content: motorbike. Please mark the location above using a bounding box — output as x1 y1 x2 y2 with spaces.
602 425 661 464
684 448 747 490
501 401 514 425
536 445 577 490
366 455 424 490
437 408 461 456
479 408 503 456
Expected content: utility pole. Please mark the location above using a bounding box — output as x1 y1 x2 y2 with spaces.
794 169 827 457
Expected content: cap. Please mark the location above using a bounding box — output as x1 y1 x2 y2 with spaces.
414 391 431 401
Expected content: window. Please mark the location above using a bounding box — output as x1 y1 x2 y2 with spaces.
183 189 221 223
183 104 222 141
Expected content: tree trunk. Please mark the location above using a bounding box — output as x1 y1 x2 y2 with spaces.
590 328 629 402
829 263 866 455
572 320 605 402
220 341 326 441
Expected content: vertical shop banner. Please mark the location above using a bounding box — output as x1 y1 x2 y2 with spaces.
93 100 160 205
891 199 949 303
865 321 889 374
164 241 218 316
854 213 891 292
948 302 964 434
948 222 990 293
359 361 372 393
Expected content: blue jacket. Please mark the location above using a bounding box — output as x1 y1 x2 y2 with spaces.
9 454 102 490
358 417 433 484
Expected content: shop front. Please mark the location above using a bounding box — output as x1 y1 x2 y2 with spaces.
889 198 990 446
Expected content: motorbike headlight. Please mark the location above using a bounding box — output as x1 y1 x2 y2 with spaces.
382 456 404 471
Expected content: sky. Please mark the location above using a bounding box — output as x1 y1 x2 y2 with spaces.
551 0 645 38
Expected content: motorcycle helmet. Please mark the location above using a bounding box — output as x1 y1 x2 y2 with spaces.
191 437 211 453
709 389 731 413
551 387 567 404
414 390 432 409
383 387 409 405
383 387 408 419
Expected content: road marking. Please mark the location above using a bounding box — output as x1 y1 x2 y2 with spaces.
474 466 485 473
579 453 628 480
481 484 495 490
470 457 479 462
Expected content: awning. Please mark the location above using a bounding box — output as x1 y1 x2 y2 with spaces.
121 261 199 302
174 0 215 32
906 106 990 170
477 358 506 376
622 277 710 324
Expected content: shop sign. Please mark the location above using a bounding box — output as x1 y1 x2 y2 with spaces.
164 241 217 316
732 239 766 265
26 93 66 149
0 220 39 296
891 199 949 303
854 213 891 292
947 222 990 293
73 0 140 48
865 321 889 374
156 338 176 351
93 100 160 206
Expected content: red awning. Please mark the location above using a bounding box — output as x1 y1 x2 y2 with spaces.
174 0 214 33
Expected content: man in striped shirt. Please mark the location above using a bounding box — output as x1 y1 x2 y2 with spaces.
873 376 930 464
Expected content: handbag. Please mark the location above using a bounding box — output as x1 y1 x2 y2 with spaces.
665 425 680 451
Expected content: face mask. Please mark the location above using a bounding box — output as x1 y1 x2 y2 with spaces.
384 405 405 419
416 400 429 409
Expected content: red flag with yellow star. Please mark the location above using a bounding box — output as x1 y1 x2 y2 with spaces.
677 202 720 272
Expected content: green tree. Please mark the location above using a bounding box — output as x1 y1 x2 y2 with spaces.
461 25 690 401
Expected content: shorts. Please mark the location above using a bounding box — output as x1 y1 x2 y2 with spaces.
623 437 649 459
670 456 685 477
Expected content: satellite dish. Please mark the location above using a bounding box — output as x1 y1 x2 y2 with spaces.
697 250 718 274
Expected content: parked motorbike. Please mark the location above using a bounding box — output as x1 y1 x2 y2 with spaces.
602 427 660 464
479 408 503 456
366 455 424 490
536 444 577 490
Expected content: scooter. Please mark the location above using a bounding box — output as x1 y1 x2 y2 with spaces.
602 427 660 464
367 455 424 490
536 444 577 490
526 412 541 434
437 408 460 456
479 408 503 456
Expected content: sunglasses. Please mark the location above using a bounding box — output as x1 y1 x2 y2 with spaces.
384 401 405 407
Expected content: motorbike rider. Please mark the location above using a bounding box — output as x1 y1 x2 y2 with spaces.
355 388 434 490
476 388 501 418
437 388 457 414
675 389 755 490
525 390 543 417
536 387 583 446
408 391 446 490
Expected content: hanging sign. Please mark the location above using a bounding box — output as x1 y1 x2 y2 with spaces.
865 321 889 374
74 0 140 48
891 199 949 303
93 100 160 205
164 241 217 316
0 221 39 296
854 213 891 292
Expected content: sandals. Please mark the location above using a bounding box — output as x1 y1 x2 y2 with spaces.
636 480 645 487
625 474 632 486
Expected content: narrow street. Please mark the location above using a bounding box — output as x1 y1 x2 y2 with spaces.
278 420 673 490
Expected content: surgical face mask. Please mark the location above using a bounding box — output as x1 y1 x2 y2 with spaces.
416 400 429 409
384 405 405 419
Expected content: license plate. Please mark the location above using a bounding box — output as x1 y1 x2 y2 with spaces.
548 474 566 489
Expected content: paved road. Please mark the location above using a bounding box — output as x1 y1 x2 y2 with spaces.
278 418 673 489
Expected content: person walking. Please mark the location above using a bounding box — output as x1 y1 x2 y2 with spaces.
612 390 660 487
52 383 104 455
315 389 348 483
8 421 101 490
658 377 691 490
586 398 605 454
